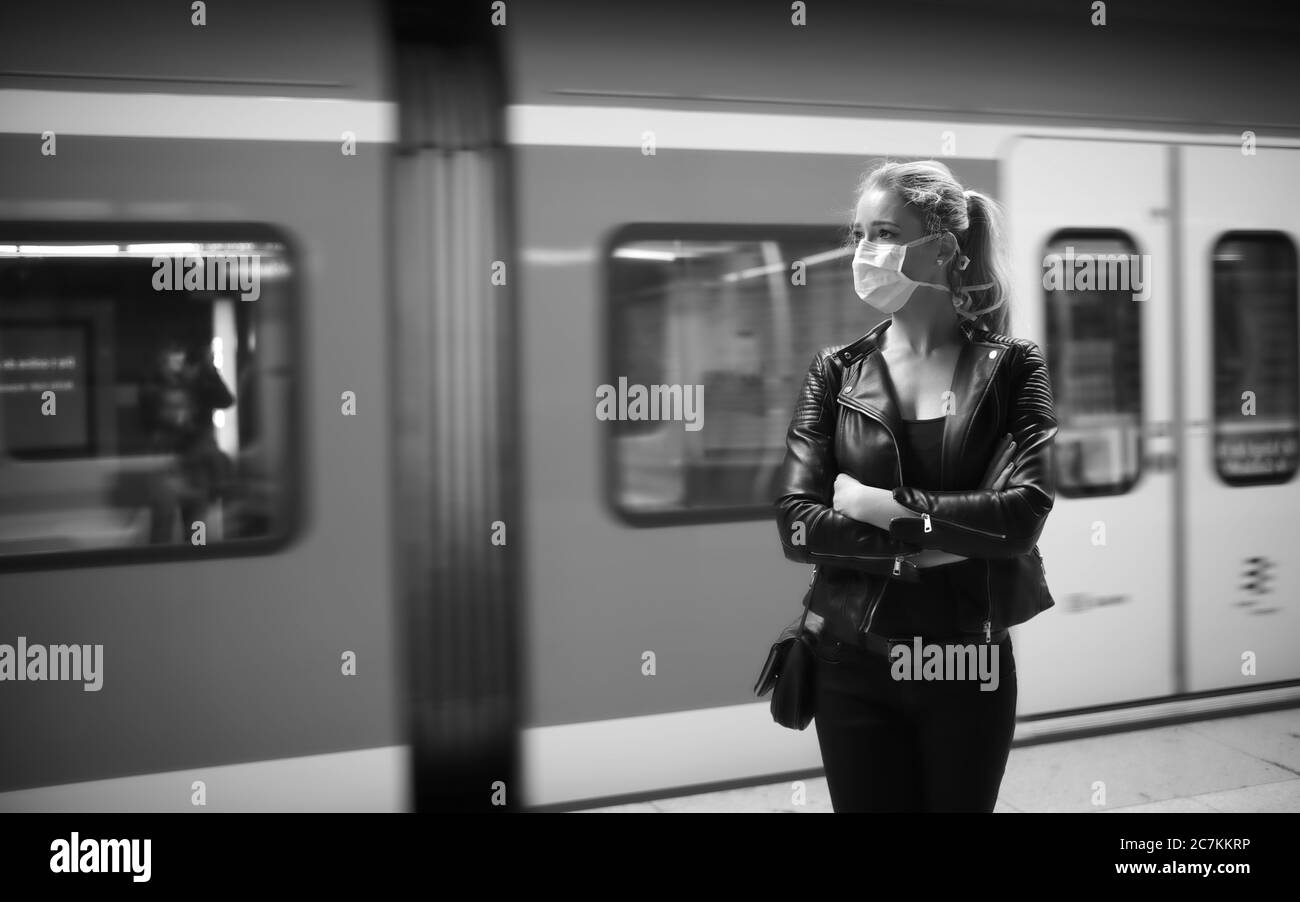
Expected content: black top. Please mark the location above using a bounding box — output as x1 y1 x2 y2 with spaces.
865 415 962 639
901 415 945 490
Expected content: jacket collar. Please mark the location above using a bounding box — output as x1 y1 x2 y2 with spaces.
836 317 1005 491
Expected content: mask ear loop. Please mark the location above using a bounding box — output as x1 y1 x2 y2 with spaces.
932 243 971 298
943 250 994 322
952 278 1001 322
946 238 1002 322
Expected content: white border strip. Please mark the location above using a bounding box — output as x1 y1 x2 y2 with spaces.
5 93 1300 153
522 702 822 808
1013 684 1300 743
0 89 397 142
5 688 1297 811
0 703 817 812
505 104 1300 155
509 104 1013 157
0 746 412 813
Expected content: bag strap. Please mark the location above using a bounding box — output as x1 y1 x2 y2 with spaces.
796 564 818 632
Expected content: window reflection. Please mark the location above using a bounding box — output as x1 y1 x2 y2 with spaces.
1212 232 1299 485
607 229 880 523
1043 231 1143 497
0 234 295 558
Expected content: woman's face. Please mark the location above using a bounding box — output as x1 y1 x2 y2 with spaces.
852 186 953 285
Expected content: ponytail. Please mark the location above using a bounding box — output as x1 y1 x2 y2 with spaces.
953 189 1013 336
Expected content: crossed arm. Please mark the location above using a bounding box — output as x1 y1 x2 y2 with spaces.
773 350 970 573
830 473 969 568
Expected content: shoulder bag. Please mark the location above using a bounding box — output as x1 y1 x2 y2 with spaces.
753 564 823 730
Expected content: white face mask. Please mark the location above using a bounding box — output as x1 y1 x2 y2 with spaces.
853 233 1003 321
852 233 951 313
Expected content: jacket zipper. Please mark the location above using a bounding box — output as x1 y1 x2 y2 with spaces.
920 510 1007 540
811 550 909 564
983 559 993 642
836 394 904 636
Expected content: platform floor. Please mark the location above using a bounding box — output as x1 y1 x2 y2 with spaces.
578 708 1300 813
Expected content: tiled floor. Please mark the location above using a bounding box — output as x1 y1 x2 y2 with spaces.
578 708 1300 813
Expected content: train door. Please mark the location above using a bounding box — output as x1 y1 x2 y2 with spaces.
1179 145 1300 692
1004 138 1177 713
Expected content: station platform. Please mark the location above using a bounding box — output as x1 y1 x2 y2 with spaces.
578 707 1300 813
3 707 1296 813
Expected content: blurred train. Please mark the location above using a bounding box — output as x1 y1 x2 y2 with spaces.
2 0 1299 811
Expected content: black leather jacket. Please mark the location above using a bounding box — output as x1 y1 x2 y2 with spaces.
774 317 1059 641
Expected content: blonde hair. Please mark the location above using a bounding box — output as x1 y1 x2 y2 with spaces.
851 159 1013 335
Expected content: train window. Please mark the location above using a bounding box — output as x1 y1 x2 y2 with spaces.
0 227 298 566
1211 232 1299 486
1042 230 1144 497
604 225 881 525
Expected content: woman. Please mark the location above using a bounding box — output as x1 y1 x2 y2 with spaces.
774 159 1059 812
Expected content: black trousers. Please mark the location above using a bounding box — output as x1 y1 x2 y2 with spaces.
812 632 1017 812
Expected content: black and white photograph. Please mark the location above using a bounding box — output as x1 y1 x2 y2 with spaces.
0 0 1295 883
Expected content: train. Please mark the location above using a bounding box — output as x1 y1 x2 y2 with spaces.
1 0 1298 811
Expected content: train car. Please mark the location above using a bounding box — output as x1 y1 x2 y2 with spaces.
1 0 1298 811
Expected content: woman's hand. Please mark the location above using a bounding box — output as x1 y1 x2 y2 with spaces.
832 473 873 523
833 473 918 530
